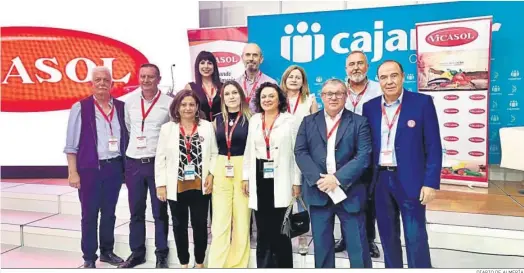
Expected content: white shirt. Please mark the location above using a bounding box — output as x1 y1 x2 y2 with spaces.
254 114 283 160
288 93 315 124
325 109 344 175
378 91 404 166
345 79 382 115
125 89 173 158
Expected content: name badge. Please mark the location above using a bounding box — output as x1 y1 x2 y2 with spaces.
263 161 275 179
136 136 147 149
381 150 394 165
225 162 234 178
184 164 196 181
108 136 119 152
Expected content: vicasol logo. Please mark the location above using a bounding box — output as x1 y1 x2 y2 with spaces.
446 150 459 155
469 123 486 129
469 137 485 143
444 95 459 101
1 26 148 112
469 151 485 157
444 122 459 128
469 94 486 101
213 52 241 67
443 136 459 142
469 108 486 114
444 108 459 114
426 27 478 47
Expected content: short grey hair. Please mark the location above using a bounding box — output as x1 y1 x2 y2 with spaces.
322 78 348 93
346 50 369 64
91 66 112 81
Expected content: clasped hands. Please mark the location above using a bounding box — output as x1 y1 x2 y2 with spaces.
317 173 339 193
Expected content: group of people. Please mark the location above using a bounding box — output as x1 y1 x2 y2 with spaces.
64 42 442 269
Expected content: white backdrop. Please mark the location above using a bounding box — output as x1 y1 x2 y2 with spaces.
0 0 199 166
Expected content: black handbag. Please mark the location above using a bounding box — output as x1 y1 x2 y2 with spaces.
281 196 310 238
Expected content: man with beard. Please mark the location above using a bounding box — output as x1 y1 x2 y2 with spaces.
235 43 277 113
334 51 382 259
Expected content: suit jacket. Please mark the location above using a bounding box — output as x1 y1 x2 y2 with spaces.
362 90 442 199
154 120 218 201
294 109 372 213
243 112 301 210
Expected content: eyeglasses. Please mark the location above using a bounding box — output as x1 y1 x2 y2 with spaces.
321 92 345 99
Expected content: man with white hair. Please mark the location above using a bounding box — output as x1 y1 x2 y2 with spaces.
64 66 128 268
334 51 382 258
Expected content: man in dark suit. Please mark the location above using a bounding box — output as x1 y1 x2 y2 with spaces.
362 60 442 268
295 79 372 268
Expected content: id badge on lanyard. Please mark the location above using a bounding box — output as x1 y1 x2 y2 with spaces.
136 136 147 149
184 164 196 181
263 161 274 179
380 103 402 165
225 162 234 178
108 136 119 152
138 91 161 149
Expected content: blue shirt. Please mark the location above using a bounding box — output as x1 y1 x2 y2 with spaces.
64 99 122 160
379 91 404 166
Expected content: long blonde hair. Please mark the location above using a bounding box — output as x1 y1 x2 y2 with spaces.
219 80 252 125
280 65 311 103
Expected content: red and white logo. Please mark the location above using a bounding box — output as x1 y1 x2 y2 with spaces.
213 52 241 67
444 136 459 142
469 151 485 157
469 108 486 114
444 95 459 100
469 137 485 143
426 27 479 47
470 94 486 101
444 122 459 128
1 27 149 112
444 108 460 114
469 123 486 129
446 150 459 155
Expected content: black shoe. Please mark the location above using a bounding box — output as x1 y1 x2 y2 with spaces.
369 241 380 258
334 238 345 253
156 256 168 268
117 253 146 268
83 261 96 268
100 252 124 266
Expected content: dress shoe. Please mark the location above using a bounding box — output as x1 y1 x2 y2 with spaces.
100 252 124 266
369 241 380 258
156 256 168 268
118 254 146 268
334 238 345 253
83 261 96 268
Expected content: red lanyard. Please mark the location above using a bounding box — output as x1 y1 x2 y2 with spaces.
180 123 198 163
262 113 279 160
287 95 300 114
348 81 368 110
243 71 262 104
225 113 242 161
327 118 342 140
381 103 402 146
202 84 216 120
141 91 161 132
94 101 115 136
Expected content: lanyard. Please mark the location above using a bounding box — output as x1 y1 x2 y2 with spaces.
180 123 198 163
262 113 279 160
287 95 301 114
225 113 242 161
243 71 262 104
348 81 368 110
327 118 342 140
141 91 161 132
202 84 216 120
94 100 115 136
381 103 402 147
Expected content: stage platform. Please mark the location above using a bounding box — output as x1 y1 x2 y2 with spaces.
1 165 523 268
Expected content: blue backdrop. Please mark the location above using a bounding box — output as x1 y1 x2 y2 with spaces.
248 1 524 164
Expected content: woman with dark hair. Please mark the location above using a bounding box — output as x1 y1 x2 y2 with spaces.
155 89 218 268
242 82 301 268
185 51 223 121
207 80 252 268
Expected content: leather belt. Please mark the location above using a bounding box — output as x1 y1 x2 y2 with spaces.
126 156 155 164
378 166 397 172
99 156 122 164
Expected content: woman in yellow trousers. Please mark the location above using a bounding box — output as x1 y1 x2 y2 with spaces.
208 81 252 268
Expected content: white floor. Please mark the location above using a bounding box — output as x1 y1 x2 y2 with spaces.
1 181 523 268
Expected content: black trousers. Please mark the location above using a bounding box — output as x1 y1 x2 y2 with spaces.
168 190 210 265
254 159 293 268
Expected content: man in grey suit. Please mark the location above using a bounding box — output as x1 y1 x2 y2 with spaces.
294 79 372 268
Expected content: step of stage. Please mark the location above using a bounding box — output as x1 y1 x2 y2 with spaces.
1 184 76 213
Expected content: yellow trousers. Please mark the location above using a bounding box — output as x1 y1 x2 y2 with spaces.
207 155 251 268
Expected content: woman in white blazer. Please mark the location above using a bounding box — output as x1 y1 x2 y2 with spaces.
155 89 218 268
242 82 301 268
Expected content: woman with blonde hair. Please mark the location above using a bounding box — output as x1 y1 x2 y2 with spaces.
207 81 252 268
280 65 318 122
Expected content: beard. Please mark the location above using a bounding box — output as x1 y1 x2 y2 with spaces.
349 73 366 83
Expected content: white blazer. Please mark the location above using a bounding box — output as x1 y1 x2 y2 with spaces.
243 112 301 210
155 120 218 201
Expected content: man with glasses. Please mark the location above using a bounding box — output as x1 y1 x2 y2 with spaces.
362 60 441 268
119 63 174 268
295 79 372 268
335 51 382 258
